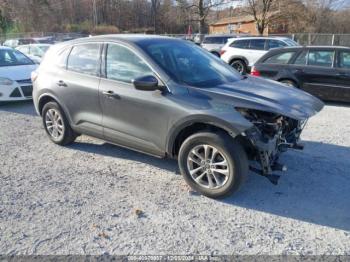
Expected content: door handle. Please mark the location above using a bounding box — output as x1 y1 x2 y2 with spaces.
102 90 120 99
57 80 67 87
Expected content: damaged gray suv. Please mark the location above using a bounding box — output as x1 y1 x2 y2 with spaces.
32 35 324 198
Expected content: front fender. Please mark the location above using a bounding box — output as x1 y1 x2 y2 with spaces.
165 113 253 156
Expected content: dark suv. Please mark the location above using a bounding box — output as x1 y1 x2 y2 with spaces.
32 35 323 198
252 46 350 103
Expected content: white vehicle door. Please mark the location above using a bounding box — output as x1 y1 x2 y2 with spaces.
246 39 267 66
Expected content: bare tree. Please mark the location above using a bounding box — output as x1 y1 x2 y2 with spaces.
177 0 227 34
151 0 161 33
242 0 275 35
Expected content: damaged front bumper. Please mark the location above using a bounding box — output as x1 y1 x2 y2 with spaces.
243 120 307 185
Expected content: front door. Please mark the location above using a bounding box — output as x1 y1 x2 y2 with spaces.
99 43 171 156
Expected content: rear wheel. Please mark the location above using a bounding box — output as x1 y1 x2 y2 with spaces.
42 102 77 145
230 59 247 74
178 132 249 198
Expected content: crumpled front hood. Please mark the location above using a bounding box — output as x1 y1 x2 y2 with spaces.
189 76 324 120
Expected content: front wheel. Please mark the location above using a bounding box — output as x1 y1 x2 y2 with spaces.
42 101 77 145
178 132 249 198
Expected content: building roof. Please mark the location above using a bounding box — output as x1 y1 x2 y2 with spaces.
210 15 255 26
210 11 281 26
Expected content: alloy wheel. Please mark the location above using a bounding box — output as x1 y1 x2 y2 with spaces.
187 144 230 189
45 108 64 140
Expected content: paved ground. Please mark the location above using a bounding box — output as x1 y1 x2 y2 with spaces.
0 101 349 255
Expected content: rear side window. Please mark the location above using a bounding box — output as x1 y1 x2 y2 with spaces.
339 51 350 69
249 39 266 50
264 52 295 64
308 50 334 67
231 39 249 49
267 40 287 50
106 44 153 83
67 44 101 76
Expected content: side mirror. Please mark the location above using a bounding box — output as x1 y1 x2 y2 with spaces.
132 75 160 91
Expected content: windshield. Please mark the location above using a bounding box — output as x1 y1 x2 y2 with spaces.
137 40 242 87
0 49 34 66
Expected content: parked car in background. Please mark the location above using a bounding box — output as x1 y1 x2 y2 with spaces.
251 46 350 103
0 46 37 101
32 35 323 198
201 34 241 57
3 38 38 48
220 36 299 74
33 37 55 44
16 44 52 64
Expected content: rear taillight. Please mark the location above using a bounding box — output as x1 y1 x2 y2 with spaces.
250 66 261 77
219 50 226 56
31 71 38 82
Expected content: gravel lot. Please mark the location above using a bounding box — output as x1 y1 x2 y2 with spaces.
0 101 349 256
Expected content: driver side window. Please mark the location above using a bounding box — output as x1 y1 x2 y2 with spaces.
106 44 154 83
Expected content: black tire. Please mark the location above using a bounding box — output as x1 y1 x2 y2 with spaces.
230 59 247 74
279 79 298 88
178 132 249 198
42 101 77 145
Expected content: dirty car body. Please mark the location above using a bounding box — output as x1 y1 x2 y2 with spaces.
33 35 324 197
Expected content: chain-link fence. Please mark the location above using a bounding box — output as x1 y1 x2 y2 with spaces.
166 33 350 46
1 32 350 47
263 33 350 47
0 32 88 44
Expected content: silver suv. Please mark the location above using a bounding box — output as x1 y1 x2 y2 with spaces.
32 35 323 198
201 35 239 57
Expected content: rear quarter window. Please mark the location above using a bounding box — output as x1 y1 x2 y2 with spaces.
263 52 295 64
267 40 287 50
338 50 350 69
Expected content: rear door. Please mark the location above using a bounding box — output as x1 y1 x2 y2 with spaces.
257 50 297 79
334 49 350 102
292 48 339 101
55 43 103 137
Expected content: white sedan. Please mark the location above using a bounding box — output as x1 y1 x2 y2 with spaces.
0 47 37 101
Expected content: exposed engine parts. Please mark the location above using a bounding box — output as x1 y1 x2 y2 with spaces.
236 108 307 185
